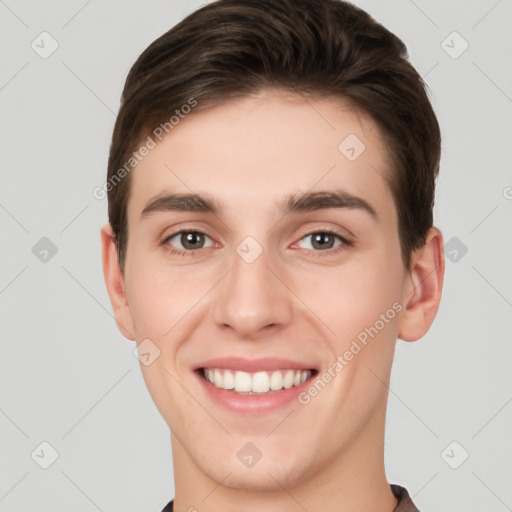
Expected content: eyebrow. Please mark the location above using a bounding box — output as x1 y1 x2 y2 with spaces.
140 189 377 220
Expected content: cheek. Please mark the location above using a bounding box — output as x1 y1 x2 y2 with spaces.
295 253 403 341
125 254 207 340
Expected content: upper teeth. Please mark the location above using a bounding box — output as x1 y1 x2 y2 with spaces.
203 368 311 393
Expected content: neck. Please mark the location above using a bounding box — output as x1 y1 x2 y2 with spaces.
171 400 397 512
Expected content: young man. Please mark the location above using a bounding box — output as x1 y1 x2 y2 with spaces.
100 0 445 510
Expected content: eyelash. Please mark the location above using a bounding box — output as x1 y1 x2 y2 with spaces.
294 230 352 258
160 229 352 257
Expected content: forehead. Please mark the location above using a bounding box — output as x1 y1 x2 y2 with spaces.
128 90 394 223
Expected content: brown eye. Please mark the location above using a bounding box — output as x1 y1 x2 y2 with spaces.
311 232 336 250
165 231 214 252
181 232 205 249
296 231 347 252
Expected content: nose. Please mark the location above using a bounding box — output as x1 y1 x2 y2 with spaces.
212 245 293 340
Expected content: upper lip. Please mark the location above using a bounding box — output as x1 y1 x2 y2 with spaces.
194 357 316 373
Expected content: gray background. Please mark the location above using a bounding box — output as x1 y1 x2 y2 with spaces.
1 0 511 511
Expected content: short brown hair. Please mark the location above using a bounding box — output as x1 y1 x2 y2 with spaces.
107 0 441 272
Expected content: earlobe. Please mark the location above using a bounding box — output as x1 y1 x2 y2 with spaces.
100 223 136 341
398 227 445 342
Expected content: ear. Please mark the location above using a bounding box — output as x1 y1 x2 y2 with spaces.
398 226 445 342
100 222 135 340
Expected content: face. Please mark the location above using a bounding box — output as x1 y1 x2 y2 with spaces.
110 90 417 490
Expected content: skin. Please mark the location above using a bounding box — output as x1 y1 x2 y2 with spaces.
101 89 444 512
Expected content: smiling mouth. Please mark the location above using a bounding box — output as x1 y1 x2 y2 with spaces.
199 368 317 394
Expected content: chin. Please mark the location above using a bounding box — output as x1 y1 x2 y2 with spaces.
201 452 314 492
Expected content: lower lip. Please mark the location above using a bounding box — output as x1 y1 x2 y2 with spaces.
196 371 315 414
